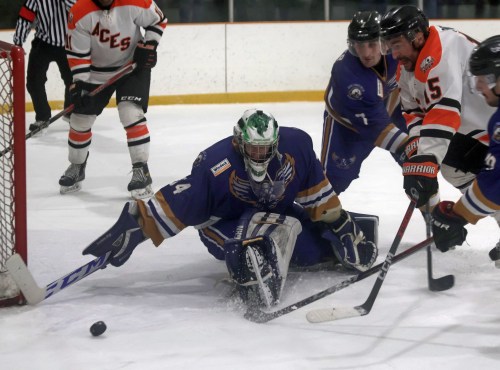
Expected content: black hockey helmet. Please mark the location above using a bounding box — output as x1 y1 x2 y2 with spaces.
380 5 429 42
348 11 381 42
347 11 381 56
469 35 500 78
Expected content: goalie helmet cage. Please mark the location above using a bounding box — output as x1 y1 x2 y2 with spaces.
0 40 27 307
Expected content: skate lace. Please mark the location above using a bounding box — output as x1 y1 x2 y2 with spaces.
64 163 82 180
131 166 147 183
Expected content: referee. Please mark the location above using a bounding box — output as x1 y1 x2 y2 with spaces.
13 0 77 130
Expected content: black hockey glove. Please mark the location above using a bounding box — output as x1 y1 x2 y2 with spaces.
402 154 439 207
69 80 95 110
133 40 158 69
395 136 419 165
431 201 468 252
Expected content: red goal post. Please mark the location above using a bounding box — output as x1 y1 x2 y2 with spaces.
0 40 27 306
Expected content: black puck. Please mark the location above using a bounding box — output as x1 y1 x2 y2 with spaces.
90 321 107 337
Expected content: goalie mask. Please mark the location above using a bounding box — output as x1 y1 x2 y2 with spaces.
234 109 279 182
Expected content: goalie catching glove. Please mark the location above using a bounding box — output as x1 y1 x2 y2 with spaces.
83 202 148 267
431 201 468 252
322 210 378 272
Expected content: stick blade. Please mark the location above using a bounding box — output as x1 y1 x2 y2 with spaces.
5 254 46 305
306 306 366 323
244 309 274 323
429 274 455 292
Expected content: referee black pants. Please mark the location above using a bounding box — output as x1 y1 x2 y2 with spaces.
26 37 72 122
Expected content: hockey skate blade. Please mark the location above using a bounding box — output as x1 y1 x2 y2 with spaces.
5 254 46 305
130 185 154 200
28 126 48 137
60 182 82 195
496 260 500 269
306 306 366 323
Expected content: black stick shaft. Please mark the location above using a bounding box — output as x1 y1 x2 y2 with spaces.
357 201 416 313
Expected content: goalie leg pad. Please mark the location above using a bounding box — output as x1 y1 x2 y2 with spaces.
83 202 147 267
224 211 302 308
224 236 282 308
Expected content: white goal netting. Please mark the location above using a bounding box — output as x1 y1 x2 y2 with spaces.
0 41 26 306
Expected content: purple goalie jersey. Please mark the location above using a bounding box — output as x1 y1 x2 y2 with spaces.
144 127 340 241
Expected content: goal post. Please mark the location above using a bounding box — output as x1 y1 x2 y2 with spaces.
0 40 27 306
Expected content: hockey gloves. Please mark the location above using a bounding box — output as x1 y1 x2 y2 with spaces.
133 40 158 69
322 210 378 272
69 80 96 111
83 202 147 267
402 154 439 207
431 201 468 252
396 136 419 166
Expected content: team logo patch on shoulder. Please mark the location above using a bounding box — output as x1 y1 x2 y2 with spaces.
420 56 435 73
193 151 206 168
210 158 231 176
347 84 365 100
493 122 500 143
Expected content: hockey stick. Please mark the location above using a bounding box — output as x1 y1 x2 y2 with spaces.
425 203 455 291
305 201 416 323
0 63 136 158
244 236 432 323
5 251 112 305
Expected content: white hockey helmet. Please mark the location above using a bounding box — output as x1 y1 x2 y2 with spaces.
234 109 279 182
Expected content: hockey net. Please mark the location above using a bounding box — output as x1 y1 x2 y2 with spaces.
0 40 27 306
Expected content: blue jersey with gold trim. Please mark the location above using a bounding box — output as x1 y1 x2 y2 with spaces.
325 50 402 141
145 127 340 241
455 107 500 223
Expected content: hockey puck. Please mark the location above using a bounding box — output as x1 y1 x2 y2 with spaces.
90 321 107 337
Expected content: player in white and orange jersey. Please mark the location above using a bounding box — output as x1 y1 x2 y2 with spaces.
60 0 167 199
380 5 495 210
431 35 500 261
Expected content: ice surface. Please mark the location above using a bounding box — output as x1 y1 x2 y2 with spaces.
1 102 499 370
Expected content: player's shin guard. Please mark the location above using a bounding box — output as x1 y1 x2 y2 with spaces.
224 236 283 309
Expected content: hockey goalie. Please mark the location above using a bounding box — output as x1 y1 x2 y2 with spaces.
83 109 379 308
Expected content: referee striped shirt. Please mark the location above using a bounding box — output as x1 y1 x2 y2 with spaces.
13 0 77 47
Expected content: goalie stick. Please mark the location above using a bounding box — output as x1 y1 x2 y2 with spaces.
5 251 112 305
425 204 455 292
306 201 416 323
244 236 432 323
0 63 136 158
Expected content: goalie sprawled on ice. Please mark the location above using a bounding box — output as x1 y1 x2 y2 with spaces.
84 109 378 308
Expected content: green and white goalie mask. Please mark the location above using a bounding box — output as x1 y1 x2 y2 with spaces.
234 109 279 182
